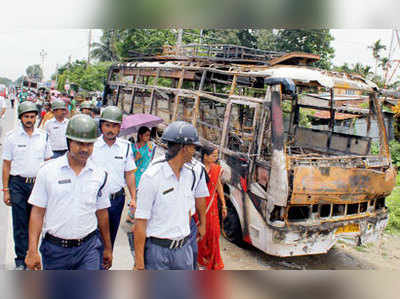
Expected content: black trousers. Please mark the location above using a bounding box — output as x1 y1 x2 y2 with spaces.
9 176 35 267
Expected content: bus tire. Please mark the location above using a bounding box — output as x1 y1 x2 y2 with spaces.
222 199 246 247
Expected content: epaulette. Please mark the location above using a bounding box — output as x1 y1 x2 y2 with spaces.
39 157 58 170
145 160 165 177
185 159 207 191
118 138 130 145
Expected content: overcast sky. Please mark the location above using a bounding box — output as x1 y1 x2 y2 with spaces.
0 29 397 81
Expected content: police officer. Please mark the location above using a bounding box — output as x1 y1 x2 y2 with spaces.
80 101 93 116
2 101 53 270
91 106 137 248
44 100 69 159
134 121 208 270
25 114 113 270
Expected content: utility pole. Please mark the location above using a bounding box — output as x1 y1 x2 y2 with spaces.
40 49 47 82
87 29 92 66
384 29 400 88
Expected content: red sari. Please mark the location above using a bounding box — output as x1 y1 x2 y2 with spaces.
197 163 224 270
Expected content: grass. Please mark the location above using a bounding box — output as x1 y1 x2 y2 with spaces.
385 174 400 234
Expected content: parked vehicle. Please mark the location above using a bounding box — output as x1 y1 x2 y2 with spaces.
104 44 396 257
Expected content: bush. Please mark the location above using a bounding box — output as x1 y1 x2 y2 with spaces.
385 176 400 234
389 140 400 168
385 142 400 233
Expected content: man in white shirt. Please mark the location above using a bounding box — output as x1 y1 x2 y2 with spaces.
91 106 137 248
44 100 69 158
2 102 53 270
25 114 113 270
134 121 208 270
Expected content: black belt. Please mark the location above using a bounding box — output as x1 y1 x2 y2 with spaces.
10 175 36 184
110 188 125 200
53 150 67 154
44 230 97 248
149 235 190 249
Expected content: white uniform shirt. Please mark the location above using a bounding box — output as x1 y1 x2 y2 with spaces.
185 159 209 216
91 136 136 194
43 118 69 151
135 160 209 240
28 154 111 239
2 127 53 177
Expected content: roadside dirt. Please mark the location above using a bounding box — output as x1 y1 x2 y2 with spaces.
221 233 400 270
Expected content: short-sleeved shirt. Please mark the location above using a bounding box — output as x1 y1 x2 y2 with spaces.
44 118 69 151
185 159 210 215
91 136 136 194
2 126 53 177
135 160 209 240
28 154 111 239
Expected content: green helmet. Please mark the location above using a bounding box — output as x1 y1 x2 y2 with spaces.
52 99 67 111
18 101 39 118
80 101 93 110
100 106 123 124
66 114 98 143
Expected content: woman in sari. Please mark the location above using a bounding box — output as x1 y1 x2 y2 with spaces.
126 126 156 223
198 146 228 270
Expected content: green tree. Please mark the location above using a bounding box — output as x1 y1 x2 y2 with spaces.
26 64 43 81
334 62 374 79
55 60 111 92
90 29 120 62
116 29 176 59
368 39 387 74
201 29 259 48
0 77 12 86
273 29 335 69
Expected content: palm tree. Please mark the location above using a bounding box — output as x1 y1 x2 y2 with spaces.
379 57 390 71
368 39 387 74
361 65 373 79
90 30 119 62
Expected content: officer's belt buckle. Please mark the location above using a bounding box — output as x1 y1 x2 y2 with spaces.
169 238 184 249
25 177 35 184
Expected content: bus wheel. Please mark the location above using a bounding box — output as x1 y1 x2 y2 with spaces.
222 200 244 247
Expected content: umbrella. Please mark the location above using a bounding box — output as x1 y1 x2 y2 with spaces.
119 113 163 137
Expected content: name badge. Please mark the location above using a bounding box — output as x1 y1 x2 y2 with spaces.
114 156 123 160
58 179 72 184
162 187 174 195
17 144 27 148
53 126 59 129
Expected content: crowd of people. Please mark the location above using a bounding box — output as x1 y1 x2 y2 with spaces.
1 89 228 271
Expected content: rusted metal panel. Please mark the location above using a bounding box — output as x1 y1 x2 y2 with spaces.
290 166 396 204
122 68 196 80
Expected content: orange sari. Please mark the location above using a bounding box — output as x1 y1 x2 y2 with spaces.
198 163 224 270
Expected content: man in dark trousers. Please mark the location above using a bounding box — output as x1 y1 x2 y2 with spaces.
25 114 113 270
91 106 137 249
2 102 53 270
134 121 208 270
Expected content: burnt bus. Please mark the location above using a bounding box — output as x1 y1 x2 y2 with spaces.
105 46 396 257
